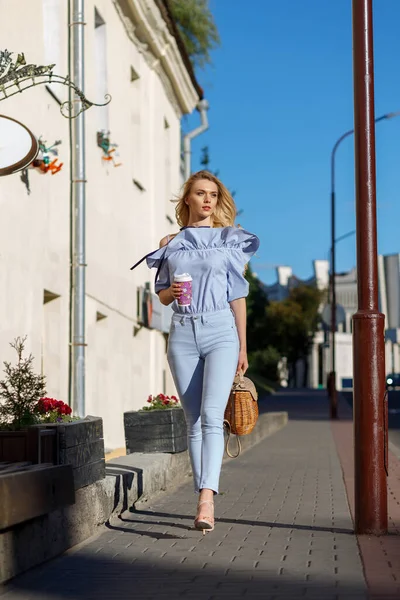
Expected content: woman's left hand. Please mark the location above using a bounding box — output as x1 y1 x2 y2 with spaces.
236 349 248 375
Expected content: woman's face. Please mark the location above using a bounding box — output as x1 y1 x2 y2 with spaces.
186 179 218 222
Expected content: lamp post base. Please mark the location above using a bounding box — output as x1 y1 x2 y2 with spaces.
327 371 338 419
353 310 387 534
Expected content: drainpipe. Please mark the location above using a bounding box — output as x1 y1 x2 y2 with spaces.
183 99 209 180
70 0 86 418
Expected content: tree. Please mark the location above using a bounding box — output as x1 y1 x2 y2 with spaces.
266 284 324 375
0 337 46 430
199 145 237 200
168 0 220 69
245 266 281 382
244 271 325 385
245 264 269 354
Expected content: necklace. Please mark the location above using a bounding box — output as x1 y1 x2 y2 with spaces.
180 225 211 230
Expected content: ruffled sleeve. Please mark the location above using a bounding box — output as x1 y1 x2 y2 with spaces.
154 258 170 294
225 228 260 302
144 245 172 294
130 243 173 294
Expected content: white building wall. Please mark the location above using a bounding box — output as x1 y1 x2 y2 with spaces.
0 0 199 450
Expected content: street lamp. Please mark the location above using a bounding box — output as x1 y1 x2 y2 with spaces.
329 229 356 269
329 111 400 419
352 0 387 535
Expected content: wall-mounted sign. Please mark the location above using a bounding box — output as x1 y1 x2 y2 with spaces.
137 285 173 334
0 114 38 176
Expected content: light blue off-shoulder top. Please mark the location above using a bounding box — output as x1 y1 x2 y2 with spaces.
131 226 260 315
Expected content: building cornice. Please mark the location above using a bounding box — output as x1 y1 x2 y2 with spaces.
114 0 201 115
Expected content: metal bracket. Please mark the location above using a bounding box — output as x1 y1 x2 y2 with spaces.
0 50 111 119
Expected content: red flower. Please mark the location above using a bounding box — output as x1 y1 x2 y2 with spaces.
36 397 72 416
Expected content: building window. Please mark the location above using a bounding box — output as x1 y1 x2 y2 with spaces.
94 7 109 132
43 0 65 103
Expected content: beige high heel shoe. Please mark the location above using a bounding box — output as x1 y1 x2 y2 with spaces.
194 499 215 535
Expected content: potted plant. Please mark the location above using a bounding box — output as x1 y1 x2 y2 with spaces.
0 336 54 463
124 393 187 454
0 337 105 489
0 337 47 431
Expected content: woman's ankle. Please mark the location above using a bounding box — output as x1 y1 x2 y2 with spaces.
199 488 214 503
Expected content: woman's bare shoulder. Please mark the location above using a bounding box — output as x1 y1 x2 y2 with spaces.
159 232 179 248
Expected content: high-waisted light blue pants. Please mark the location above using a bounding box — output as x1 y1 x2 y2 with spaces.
167 308 239 494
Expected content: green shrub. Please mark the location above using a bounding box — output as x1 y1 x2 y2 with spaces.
0 336 46 430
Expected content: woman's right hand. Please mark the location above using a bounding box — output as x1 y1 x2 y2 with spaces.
169 283 182 301
158 283 181 306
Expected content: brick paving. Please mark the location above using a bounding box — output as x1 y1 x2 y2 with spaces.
332 420 400 599
2 390 396 600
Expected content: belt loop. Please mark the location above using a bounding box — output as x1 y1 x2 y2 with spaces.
201 315 206 324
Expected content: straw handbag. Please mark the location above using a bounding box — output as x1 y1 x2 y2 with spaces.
224 372 258 458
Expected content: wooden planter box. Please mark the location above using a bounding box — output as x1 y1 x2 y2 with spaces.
124 408 187 454
44 416 105 490
0 416 105 491
0 427 58 464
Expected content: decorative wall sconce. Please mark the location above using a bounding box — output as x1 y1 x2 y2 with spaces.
97 130 122 168
19 138 63 194
32 138 63 175
0 50 111 118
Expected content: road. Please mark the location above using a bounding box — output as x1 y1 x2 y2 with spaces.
342 389 400 456
388 390 400 456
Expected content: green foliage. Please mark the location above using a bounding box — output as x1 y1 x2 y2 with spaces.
200 146 236 199
0 337 46 430
168 0 220 69
245 266 324 384
141 393 181 411
245 369 278 395
245 265 281 382
245 264 269 353
266 284 324 364
40 411 72 423
248 346 281 383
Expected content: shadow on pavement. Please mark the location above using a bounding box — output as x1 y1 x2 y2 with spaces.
1 548 368 600
121 509 354 536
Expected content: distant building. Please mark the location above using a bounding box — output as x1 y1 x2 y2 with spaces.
263 254 400 389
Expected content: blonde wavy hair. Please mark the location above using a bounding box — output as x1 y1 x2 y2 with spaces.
175 170 237 228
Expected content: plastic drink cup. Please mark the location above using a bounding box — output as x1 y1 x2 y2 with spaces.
174 273 193 306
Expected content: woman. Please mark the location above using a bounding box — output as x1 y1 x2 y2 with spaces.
131 170 259 533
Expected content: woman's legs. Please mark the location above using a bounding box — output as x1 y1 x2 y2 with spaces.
167 332 204 492
195 322 239 529
168 312 239 498
198 343 239 493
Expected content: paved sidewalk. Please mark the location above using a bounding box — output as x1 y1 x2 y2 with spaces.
0 391 394 600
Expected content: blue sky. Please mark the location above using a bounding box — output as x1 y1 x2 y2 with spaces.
183 0 400 284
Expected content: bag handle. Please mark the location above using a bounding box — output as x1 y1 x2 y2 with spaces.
223 420 241 458
234 370 245 383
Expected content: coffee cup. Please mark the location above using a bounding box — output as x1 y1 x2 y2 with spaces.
174 273 193 306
